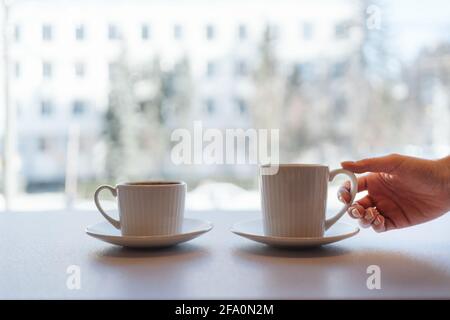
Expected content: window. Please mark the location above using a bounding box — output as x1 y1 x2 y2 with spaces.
236 60 247 77
108 62 118 80
268 24 279 40
74 62 85 78
16 102 22 118
331 61 347 78
334 96 347 116
205 98 215 114
303 22 313 40
42 62 52 79
206 61 215 77
141 24 150 40
206 24 215 40
14 25 20 42
108 24 120 40
14 62 20 78
1 1 448 216
335 22 349 39
235 98 247 114
38 137 49 152
295 62 314 81
238 24 247 40
174 24 182 39
72 100 86 116
40 100 53 116
75 24 85 40
42 24 52 41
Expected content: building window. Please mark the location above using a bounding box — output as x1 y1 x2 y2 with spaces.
334 96 347 116
174 24 182 40
14 62 20 78
205 98 215 115
74 62 85 78
42 62 52 79
206 24 215 40
40 100 53 116
206 61 215 77
14 25 20 42
335 22 349 39
42 24 53 41
16 102 22 118
108 62 119 81
141 24 150 40
267 24 279 40
235 98 247 115
38 137 49 152
238 24 247 40
295 62 314 81
331 61 347 78
108 24 120 40
303 22 313 40
75 24 85 40
72 100 86 116
236 60 247 77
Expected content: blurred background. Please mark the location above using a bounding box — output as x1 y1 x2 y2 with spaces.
0 0 449 212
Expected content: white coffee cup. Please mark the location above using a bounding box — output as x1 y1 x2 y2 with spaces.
260 164 357 237
94 181 186 236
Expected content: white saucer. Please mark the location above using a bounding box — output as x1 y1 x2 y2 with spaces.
231 219 359 248
85 218 213 248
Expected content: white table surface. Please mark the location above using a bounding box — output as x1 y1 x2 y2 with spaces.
1 210 450 299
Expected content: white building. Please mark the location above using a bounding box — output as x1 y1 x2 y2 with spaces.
3 0 361 187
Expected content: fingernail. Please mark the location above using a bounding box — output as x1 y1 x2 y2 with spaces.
352 208 361 218
365 208 374 220
373 216 381 226
348 207 361 218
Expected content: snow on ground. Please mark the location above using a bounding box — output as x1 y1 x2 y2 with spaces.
0 182 345 212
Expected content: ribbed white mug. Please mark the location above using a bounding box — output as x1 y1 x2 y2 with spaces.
260 164 357 237
94 181 186 236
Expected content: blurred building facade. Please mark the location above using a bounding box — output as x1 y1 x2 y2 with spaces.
5 0 361 189
410 44 450 156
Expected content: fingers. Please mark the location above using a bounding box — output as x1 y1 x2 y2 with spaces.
346 195 374 217
372 214 386 233
371 212 398 232
336 173 392 233
358 207 387 232
354 195 375 209
347 203 364 218
337 187 352 203
358 207 378 228
346 204 390 232
383 217 397 232
337 176 369 204
341 153 405 174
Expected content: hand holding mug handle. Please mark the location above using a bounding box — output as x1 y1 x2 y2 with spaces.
325 169 357 230
94 185 121 229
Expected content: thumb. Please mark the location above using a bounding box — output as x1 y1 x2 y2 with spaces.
341 154 405 174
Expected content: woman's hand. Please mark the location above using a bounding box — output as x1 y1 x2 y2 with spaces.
338 154 450 232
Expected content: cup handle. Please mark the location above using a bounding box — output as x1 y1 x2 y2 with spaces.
94 185 121 229
325 168 358 230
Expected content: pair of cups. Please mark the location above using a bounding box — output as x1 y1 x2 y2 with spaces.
94 164 357 238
